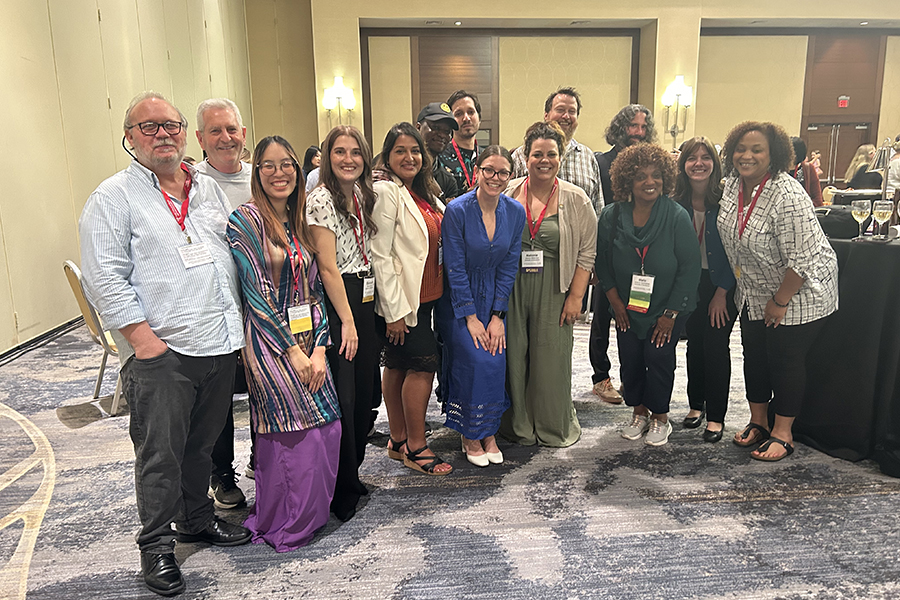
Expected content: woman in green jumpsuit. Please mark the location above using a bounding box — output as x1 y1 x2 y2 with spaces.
500 122 597 447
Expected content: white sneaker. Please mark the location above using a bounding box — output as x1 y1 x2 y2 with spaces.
592 378 623 404
644 419 673 446
621 414 650 440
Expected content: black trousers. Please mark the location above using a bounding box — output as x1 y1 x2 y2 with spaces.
616 316 687 415
210 352 248 478
684 270 738 423
122 349 236 553
326 275 382 516
589 284 613 383
740 307 828 418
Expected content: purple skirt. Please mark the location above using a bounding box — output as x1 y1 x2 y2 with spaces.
244 420 341 552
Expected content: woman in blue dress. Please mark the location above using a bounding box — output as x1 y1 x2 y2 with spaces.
437 145 526 467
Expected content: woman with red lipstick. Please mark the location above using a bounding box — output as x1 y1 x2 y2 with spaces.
370 122 453 475
306 125 380 521
595 143 700 447
674 137 737 443
718 121 838 462
436 146 526 466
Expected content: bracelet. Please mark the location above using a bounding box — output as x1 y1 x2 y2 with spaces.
772 296 789 308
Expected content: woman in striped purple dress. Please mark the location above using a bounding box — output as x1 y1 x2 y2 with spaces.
227 135 342 552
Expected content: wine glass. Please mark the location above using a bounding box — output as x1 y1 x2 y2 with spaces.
872 200 893 240
850 200 871 241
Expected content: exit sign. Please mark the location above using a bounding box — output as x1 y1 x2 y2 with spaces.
838 95 850 108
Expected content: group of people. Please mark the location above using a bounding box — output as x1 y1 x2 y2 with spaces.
79 86 840 597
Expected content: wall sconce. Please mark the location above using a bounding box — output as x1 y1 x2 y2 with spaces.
661 75 693 149
323 76 356 125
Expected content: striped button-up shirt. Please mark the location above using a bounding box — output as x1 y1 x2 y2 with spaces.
512 138 605 212
80 160 244 360
717 172 838 325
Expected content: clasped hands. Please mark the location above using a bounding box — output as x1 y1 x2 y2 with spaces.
466 314 506 356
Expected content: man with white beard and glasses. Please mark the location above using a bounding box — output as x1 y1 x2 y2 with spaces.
80 91 250 596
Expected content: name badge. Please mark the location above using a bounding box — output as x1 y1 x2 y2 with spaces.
178 242 213 269
438 244 443 266
288 304 312 334
626 273 655 313
362 276 375 303
521 249 543 273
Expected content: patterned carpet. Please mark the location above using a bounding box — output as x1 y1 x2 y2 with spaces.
1 321 899 600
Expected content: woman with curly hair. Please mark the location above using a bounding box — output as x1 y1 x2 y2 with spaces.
674 137 737 443
595 143 700 447
499 121 597 448
718 121 838 461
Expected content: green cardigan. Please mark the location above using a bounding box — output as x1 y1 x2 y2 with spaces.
595 196 700 339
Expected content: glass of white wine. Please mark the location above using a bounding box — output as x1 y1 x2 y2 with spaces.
872 200 893 240
851 199 871 241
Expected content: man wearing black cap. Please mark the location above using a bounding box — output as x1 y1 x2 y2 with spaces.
416 102 461 201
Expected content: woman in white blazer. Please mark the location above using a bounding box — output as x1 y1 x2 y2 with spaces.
371 122 452 476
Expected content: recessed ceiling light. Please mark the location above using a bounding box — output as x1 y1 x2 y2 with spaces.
425 20 442 26
454 21 462 26
860 21 869 26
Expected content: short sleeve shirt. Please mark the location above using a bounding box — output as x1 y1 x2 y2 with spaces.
306 186 372 275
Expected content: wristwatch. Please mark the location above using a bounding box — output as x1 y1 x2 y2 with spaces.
491 310 507 320
662 309 679 319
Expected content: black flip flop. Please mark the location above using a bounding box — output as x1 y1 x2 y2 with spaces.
733 422 770 447
751 437 794 462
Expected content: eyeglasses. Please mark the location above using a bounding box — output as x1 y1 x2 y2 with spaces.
127 121 185 136
479 166 512 181
258 160 297 176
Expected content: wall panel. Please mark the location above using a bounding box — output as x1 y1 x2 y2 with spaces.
499 37 632 152
877 36 900 145
368 37 413 145
50 0 119 214
2 0 80 341
97 0 146 175
694 36 807 146
245 0 284 138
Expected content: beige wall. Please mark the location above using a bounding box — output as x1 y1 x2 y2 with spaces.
694 36 808 146
245 0 319 149
878 36 900 145
498 37 632 152
0 0 251 352
367 37 413 148
309 1 900 143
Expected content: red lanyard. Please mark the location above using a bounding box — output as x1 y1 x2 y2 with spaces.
693 212 705 244
452 140 477 189
523 178 559 244
351 193 369 267
161 164 193 232
737 173 770 239
634 246 649 275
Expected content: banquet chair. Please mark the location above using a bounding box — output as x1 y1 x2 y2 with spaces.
63 260 124 416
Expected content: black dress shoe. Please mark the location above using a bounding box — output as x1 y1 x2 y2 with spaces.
702 427 724 443
141 552 185 597
176 516 251 546
682 411 705 429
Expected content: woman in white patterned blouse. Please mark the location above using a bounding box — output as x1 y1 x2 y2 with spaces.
306 125 380 521
717 121 838 462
